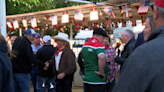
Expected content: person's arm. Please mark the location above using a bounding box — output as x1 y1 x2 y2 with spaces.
63 51 77 75
77 51 84 72
24 42 46 68
0 62 2 91
57 50 77 79
128 44 135 56
115 43 134 65
111 48 118 78
35 49 41 59
94 47 106 79
113 55 143 92
115 56 126 65
94 54 106 79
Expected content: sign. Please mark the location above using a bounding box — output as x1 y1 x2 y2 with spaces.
22 19 27 27
103 7 112 16
13 19 19 29
62 13 69 23
74 10 84 20
31 17 37 28
51 15 57 25
90 11 98 20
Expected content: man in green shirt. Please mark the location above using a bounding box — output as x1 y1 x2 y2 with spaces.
82 28 109 92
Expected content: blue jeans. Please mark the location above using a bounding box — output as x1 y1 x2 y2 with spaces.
83 83 85 92
13 73 31 92
36 76 56 92
31 67 38 92
106 78 116 92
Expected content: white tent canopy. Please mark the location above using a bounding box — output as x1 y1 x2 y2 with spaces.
75 29 93 39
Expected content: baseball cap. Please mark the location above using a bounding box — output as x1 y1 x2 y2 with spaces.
43 35 51 43
155 0 164 8
93 28 108 37
34 33 41 38
25 28 37 37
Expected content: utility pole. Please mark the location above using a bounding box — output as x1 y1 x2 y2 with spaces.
0 0 6 38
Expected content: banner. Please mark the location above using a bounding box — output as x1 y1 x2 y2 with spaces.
62 12 69 23
122 4 132 18
13 19 19 29
82 18 88 26
74 10 84 20
31 17 37 28
51 15 58 25
22 18 27 27
6 21 14 30
90 8 98 20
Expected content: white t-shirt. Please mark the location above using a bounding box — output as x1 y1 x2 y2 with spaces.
55 51 63 71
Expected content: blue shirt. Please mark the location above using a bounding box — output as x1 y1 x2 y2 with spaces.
31 44 43 53
31 44 43 66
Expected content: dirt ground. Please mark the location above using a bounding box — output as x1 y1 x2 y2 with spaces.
30 85 83 92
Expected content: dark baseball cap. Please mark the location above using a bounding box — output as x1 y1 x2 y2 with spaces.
93 28 108 37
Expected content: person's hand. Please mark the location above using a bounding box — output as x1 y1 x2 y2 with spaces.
94 71 105 80
114 55 117 58
57 73 65 79
43 61 49 70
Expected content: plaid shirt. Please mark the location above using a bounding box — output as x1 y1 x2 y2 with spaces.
105 45 118 83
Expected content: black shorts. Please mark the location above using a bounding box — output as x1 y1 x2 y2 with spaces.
84 83 106 92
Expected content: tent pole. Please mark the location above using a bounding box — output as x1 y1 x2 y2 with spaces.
70 23 73 49
19 28 22 36
0 0 6 38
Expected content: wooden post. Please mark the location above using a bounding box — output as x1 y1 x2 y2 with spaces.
70 23 73 49
0 0 6 38
19 28 22 36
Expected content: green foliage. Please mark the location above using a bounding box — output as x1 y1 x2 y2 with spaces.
47 28 59 36
6 0 107 15
7 28 25 36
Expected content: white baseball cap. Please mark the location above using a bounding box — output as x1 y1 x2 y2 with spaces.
43 35 51 43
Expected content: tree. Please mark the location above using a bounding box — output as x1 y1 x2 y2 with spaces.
6 0 107 15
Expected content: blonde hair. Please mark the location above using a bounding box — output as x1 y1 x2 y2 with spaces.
0 34 10 56
0 34 6 45
0 33 17 58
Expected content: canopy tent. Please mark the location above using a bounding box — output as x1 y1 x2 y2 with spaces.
6 0 154 27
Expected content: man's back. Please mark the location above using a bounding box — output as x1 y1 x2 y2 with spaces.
11 36 32 73
11 36 44 73
82 37 108 84
36 45 56 77
0 43 14 92
113 26 164 92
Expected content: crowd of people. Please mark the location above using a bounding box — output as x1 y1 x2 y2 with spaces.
1 0 164 92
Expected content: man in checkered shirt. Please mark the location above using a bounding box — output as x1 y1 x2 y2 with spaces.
102 37 118 92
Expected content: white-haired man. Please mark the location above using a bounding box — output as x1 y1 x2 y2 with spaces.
115 29 135 70
53 32 77 92
113 0 164 92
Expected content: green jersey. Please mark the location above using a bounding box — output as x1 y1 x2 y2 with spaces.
82 37 108 84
